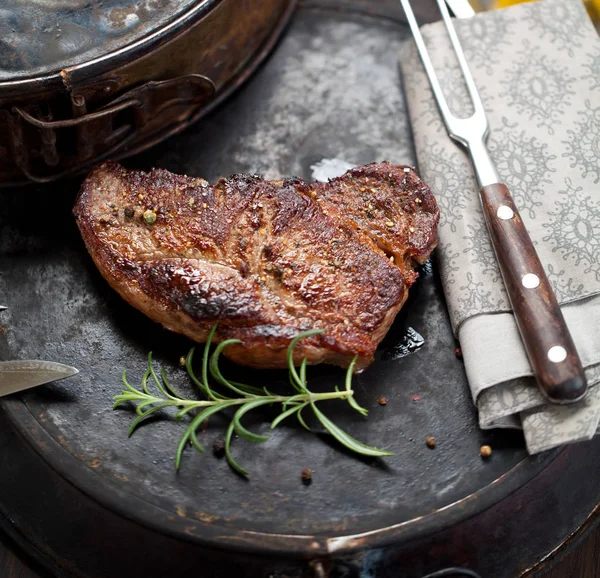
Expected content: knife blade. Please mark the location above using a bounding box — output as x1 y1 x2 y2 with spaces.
0 360 79 397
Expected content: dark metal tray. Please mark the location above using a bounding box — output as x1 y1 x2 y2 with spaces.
1 3 598 577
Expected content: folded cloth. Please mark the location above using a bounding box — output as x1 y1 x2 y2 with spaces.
400 0 600 454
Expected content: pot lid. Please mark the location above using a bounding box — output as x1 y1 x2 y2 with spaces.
0 0 214 82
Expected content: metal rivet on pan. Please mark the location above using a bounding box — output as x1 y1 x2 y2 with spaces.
522 273 540 288
548 346 567 363
496 205 514 220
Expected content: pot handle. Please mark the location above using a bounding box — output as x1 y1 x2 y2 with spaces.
10 74 215 184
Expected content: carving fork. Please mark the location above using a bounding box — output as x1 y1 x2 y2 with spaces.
400 0 587 404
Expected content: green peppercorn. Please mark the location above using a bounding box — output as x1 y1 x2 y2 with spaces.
143 209 157 224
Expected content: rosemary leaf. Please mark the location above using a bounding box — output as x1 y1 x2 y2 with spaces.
287 329 323 392
232 399 272 443
135 399 164 416
176 402 239 469
148 353 170 398
345 357 368 417
296 406 312 432
185 347 204 393
282 393 310 411
121 371 142 395
128 403 172 437
201 326 225 401
175 405 198 420
141 368 152 396
210 340 262 397
161 366 184 399
225 420 249 477
175 428 193 471
190 428 205 454
113 392 142 409
271 403 305 429
186 347 227 400
309 402 394 457
299 358 307 387
231 381 268 397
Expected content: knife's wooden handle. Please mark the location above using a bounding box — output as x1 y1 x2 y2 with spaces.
480 183 587 404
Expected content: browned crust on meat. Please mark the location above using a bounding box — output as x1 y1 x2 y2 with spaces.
73 161 438 371
313 163 439 275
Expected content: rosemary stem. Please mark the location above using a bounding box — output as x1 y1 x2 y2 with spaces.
161 389 354 409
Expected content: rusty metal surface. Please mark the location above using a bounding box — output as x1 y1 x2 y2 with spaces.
0 0 295 185
0 0 211 81
10 73 216 183
521 500 600 576
1 2 596 577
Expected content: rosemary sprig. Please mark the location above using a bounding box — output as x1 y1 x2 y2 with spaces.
113 328 393 476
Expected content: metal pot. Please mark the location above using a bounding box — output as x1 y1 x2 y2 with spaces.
0 0 296 186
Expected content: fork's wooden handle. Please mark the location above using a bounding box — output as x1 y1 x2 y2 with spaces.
480 183 587 404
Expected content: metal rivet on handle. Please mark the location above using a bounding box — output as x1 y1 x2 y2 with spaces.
522 273 540 288
496 205 514 220
548 346 567 363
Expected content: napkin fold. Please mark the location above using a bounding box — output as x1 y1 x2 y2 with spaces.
400 0 600 454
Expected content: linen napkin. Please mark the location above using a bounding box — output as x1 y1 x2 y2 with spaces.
400 0 600 454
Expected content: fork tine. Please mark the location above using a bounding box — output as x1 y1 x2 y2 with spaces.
435 0 486 121
402 0 498 183
399 0 457 124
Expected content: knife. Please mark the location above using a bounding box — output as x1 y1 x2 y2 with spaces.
0 360 79 397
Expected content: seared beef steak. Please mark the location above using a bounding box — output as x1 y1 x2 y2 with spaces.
74 161 439 371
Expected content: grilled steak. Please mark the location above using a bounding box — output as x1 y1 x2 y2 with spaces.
74 161 439 371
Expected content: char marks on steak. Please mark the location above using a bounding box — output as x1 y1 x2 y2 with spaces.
74 161 439 371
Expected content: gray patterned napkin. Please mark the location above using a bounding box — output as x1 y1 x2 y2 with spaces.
400 0 600 454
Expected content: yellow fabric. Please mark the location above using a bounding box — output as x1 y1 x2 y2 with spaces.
490 0 533 6
587 0 600 20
